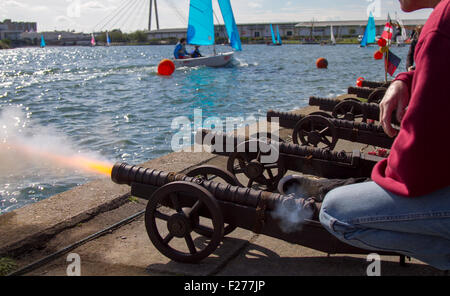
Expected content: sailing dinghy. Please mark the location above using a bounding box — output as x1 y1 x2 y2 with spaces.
173 0 242 68
330 25 336 45
267 24 282 46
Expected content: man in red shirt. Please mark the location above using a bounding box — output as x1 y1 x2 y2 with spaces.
319 0 450 271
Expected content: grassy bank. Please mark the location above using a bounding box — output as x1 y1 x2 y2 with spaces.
0 40 11 49
0 257 16 276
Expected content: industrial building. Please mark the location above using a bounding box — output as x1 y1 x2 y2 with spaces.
0 19 37 40
147 19 427 42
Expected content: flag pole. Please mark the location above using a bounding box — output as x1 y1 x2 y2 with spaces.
384 18 393 83
385 49 389 83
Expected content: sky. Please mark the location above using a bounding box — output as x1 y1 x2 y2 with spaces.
0 0 433 33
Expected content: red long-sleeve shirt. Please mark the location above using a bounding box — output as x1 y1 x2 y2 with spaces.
371 0 450 197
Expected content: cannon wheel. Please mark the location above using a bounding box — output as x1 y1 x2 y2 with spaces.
332 100 367 122
145 181 224 263
185 165 238 237
293 115 338 150
227 140 286 191
367 87 387 104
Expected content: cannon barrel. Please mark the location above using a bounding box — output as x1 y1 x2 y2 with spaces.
309 96 343 112
308 96 400 126
197 128 354 164
347 86 386 103
112 162 289 211
198 129 381 181
267 109 387 134
267 109 394 149
347 86 374 98
361 80 391 89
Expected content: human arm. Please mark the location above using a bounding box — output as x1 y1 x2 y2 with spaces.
379 79 411 137
372 30 450 196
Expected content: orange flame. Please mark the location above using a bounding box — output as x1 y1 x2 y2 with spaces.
1 142 113 177
73 157 112 176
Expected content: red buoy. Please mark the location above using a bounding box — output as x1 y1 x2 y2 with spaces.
377 38 387 47
316 57 328 69
374 50 383 60
356 77 364 87
157 59 175 76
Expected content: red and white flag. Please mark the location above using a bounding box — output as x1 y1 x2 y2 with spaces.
381 22 394 40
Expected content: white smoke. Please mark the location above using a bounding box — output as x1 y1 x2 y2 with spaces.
271 192 314 234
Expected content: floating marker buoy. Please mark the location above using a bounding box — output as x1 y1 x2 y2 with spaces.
377 38 387 47
356 77 365 87
374 50 383 60
316 57 328 69
157 59 175 76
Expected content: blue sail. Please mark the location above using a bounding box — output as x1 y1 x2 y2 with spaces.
276 25 282 45
106 31 111 45
40 35 46 48
270 24 276 44
218 0 242 51
360 12 376 47
187 0 214 46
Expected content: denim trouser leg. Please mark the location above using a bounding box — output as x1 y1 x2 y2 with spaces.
319 181 450 270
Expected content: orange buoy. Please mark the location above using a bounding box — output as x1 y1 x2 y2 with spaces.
316 57 328 69
157 59 175 76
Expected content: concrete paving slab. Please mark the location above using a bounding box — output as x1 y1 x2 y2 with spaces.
26 213 255 276
217 233 444 276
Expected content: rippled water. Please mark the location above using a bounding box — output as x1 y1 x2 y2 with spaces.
0 44 409 214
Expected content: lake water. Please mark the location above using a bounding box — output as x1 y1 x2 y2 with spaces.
0 44 409 214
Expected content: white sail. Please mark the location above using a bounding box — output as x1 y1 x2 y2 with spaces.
330 25 336 45
397 18 407 44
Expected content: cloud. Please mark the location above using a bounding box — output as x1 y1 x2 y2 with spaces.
3 0 26 9
81 1 108 10
248 1 262 9
55 15 73 23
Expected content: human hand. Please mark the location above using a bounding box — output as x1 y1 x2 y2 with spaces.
379 80 410 137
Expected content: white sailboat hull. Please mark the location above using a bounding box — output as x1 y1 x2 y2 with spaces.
174 52 234 68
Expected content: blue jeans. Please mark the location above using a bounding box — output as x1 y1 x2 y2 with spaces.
319 181 450 270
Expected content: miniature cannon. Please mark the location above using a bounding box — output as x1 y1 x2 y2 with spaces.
267 110 395 150
360 80 391 89
111 162 401 264
308 96 400 125
198 129 382 191
347 86 387 103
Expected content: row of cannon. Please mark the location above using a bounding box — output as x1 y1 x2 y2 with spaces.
110 80 406 264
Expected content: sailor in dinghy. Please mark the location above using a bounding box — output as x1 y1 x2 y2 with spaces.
172 0 242 68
